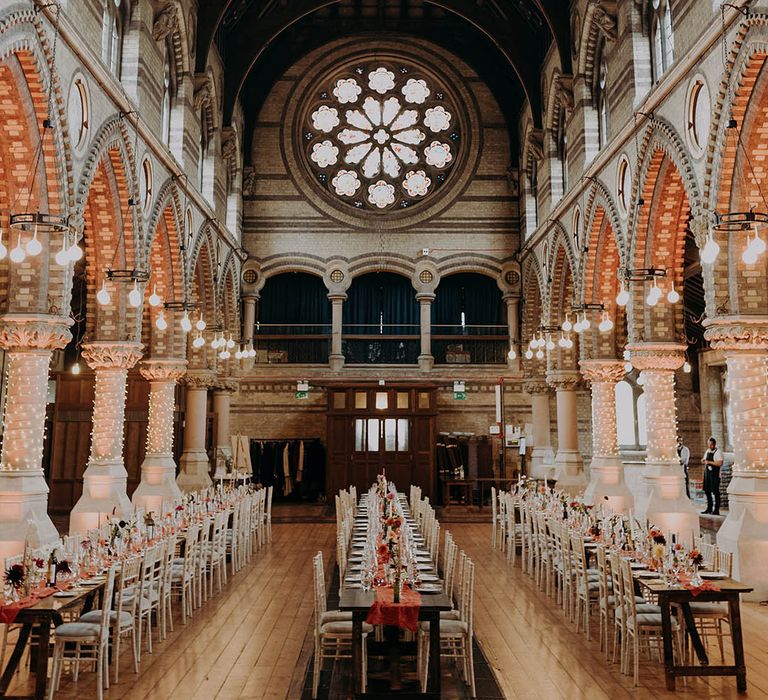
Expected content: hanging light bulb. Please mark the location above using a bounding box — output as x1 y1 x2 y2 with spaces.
249 345 256 358
598 312 614 333
752 224 767 255
666 281 680 304
561 314 573 332
226 334 235 350
535 349 544 360
195 312 206 332
624 361 633 373
193 333 206 349
581 313 591 331
235 348 243 360
180 310 192 333
9 232 26 263
742 243 759 265
701 232 720 264
564 337 574 349
0 226 7 261
557 333 567 348
25 223 41 256
96 279 111 306
683 360 692 373
219 349 231 360
545 335 555 351
55 237 69 266
155 310 168 331
525 348 534 360
128 279 142 307
148 283 162 307
507 346 516 360
637 372 645 387
71 361 80 375
646 290 659 306
616 280 630 307
68 239 83 262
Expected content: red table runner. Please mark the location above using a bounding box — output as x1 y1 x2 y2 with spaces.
0 585 64 624
679 574 720 597
367 583 422 632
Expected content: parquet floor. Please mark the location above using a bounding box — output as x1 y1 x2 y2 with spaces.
5 520 768 699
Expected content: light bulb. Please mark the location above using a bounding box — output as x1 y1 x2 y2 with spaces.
546 336 555 351
598 313 614 333
565 338 574 349
558 334 566 348
71 362 80 375
226 335 235 350
624 361 633 373
623 349 631 361
683 360 692 373
96 279 111 306
55 238 69 266
637 373 645 387
249 347 256 358
616 282 630 307
701 233 720 264
525 349 534 360
535 349 544 360
195 312 206 331
220 350 231 360
193 334 205 348
752 226 767 255
507 347 516 360
68 241 83 262
646 290 658 306
148 284 162 307
667 283 680 304
562 315 572 332
26 224 41 256
0 227 6 260
235 349 243 360
128 279 142 307
180 310 192 333
210 335 219 349
155 311 168 330
10 233 25 263
743 245 758 265
581 314 591 330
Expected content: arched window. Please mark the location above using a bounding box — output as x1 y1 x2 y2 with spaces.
530 159 539 227
160 49 173 146
650 0 674 81
615 380 636 446
572 208 581 251
595 46 609 149
198 108 209 192
103 0 126 78
556 106 568 195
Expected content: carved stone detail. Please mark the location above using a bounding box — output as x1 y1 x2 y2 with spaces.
527 128 545 162
579 359 626 384
522 380 550 395
591 0 617 41
627 343 686 372
559 74 575 111
214 378 239 393
81 342 144 370
0 314 73 351
140 358 188 382
546 370 582 390
152 1 180 42
703 317 768 352
184 371 217 389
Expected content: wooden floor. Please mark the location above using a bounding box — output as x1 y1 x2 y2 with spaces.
6 520 768 699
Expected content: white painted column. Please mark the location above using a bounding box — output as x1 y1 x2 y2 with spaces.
70 341 143 534
524 380 555 480
706 319 768 600
328 292 346 371
629 343 699 538
503 293 521 371
581 359 633 512
132 359 187 513
176 371 215 492
547 370 586 493
212 378 238 478
417 292 435 372
0 314 72 558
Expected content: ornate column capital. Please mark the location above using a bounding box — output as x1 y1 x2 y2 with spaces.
183 370 217 389
81 341 143 370
139 358 188 382
327 292 348 302
502 293 520 304
703 316 768 352
522 379 550 395
0 314 73 351
579 359 626 384
415 292 435 303
627 342 686 372
546 370 582 391
214 377 239 394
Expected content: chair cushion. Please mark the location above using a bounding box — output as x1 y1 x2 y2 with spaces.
420 619 468 636
320 621 373 635
53 622 101 639
440 610 461 620
320 610 353 624
80 610 134 627
628 613 680 630
689 602 728 616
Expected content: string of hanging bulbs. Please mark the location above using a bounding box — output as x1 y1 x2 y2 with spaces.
614 268 679 308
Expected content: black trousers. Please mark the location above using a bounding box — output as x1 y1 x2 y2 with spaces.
703 467 721 513
683 465 690 499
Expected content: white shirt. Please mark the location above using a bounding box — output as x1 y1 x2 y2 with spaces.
678 445 690 467
704 448 724 467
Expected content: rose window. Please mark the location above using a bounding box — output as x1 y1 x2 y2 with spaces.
304 63 460 212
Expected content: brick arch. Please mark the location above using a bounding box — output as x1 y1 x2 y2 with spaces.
260 255 326 280
218 251 240 336
704 19 768 317
547 237 580 371
187 232 217 369
583 178 626 264
545 223 578 304
630 148 690 343
521 257 546 378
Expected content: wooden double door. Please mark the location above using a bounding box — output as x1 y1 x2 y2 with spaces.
326 386 437 500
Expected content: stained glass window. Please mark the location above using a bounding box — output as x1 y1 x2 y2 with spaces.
304 62 459 212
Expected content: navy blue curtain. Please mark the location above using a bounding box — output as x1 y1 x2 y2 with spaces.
258 273 330 334
432 273 505 335
343 272 418 335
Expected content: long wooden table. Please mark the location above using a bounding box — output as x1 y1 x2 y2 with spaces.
0 583 104 700
338 495 452 699
636 575 753 692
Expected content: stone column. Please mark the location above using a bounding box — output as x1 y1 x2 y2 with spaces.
416 292 435 372
629 343 699 538
580 359 633 512
212 378 239 478
242 294 258 370
131 359 187 513
524 380 555 480
503 293 521 371
0 315 72 558
547 370 586 493
176 371 215 492
69 341 143 533
328 292 346 371
705 319 768 600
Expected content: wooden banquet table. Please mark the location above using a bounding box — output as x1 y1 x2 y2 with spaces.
636 575 753 692
339 494 452 698
0 582 106 700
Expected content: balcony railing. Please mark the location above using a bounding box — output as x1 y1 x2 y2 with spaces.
253 324 330 364
432 324 508 365
342 323 419 365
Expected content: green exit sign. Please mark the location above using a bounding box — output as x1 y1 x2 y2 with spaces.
295 391 309 400
453 391 466 400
